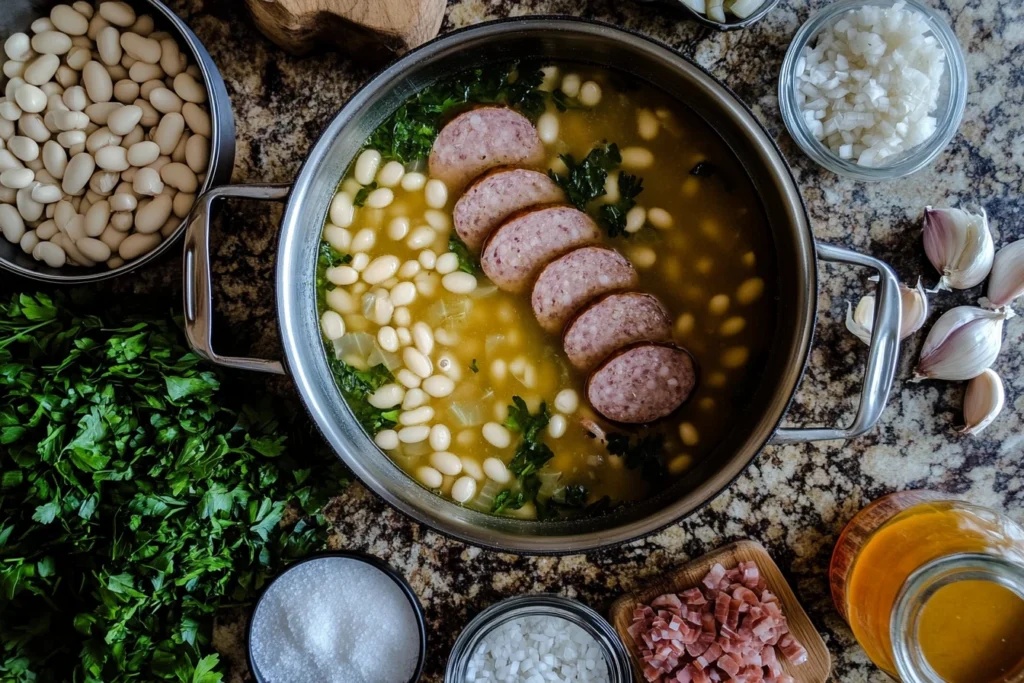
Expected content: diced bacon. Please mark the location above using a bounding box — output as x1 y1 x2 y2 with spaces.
631 560 808 683
778 635 808 665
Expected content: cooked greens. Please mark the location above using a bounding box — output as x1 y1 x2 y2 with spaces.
606 431 667 482
327 358 399 434
448 234 479 275
549 143 646 238
0 293 345 683
353 181 378 207
364 62 547 165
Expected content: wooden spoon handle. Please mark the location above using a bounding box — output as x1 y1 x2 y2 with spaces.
244 0 446 62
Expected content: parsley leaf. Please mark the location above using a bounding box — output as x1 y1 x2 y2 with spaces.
0 292 346 682
606 432 667 482
548 143 621 211
598 172 644 238
327 357 399 435
448 234 478 275
551 88 585 112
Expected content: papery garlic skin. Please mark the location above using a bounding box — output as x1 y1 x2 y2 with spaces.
958 368 1004 436
982 238 1024 310
914 305 1007 381
845 280 928 345
923 206 994 290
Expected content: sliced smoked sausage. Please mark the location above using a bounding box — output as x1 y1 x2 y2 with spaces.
586 342 697 424
480 205 601 293
531 247 638 334
453 168 564 250
428 107 545 191
563 291 672 371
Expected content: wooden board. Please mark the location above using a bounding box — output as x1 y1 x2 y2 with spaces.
244 0 446 62
609 540 831 683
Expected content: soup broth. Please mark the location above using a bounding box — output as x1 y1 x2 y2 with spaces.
316 63 776 519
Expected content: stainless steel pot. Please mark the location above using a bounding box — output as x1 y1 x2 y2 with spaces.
0 0 235 283
183 18 902 554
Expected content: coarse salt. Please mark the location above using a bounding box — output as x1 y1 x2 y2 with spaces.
250 557 420 683
465 614 611 683
795 1 947 167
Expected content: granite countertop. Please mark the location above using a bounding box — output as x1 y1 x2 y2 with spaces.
6 0 1022 680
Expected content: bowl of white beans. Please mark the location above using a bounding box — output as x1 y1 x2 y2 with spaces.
0 0 234 282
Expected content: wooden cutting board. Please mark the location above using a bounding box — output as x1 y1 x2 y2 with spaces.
244 0 447 62
609 540 831 683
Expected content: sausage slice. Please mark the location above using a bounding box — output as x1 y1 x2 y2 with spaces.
428 107 545 191
453 168 564 251
531 247 639 334
480 206 602 293
586 343 697 424
563 292 672 371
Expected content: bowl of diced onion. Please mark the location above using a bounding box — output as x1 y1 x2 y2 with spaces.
778 0 967 180
638 0 782 30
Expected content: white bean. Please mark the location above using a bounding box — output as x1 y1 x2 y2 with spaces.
325 265 357 286
1 168 34 189
637 108 660 140
400 172 426 192
628 245 656 269
365 187 393 209
51 6 89 35
561 73 581 97
429 424 451 451
320 310 345 339
369 383 404 409
736 277 765 305
32 31 73 56
94 144 129 171
620 146 654 169
406 225 435 250
120 32 161 64
159 162 196 192
0 204 25 242
435 252 459 274
579 81 602 106
172 72 205 103
362 255 400 284
153 112 184 155
99 2 136 28
327 190 354 228
411 321 434 356
61 152 94 194
374 429 399 450
117 231 160 259
4 33 32 61
372 295 394 326
554 389 579 414
451 476 477 503
648 207 673 229
399 406 434 426
25 54 61 86
395 368 421 389
537 112 559 144
132 166 162 195
376 160 404 187
422 375 454 398
418 250 437 270
76 236 110 261
20 230 39 254
625 206 646 234
34 240 66 267
377 326 399 353
415 466 443 489
386 217 409 241
135 193 171 233
96 26 122 65
442 272 477 294
16 186 44 222
398 425 430 444
428 451 461 476
483 457 511 484
390 281 416 307
354 149 381 186
547 414 567 438
403 347 432 379
181 103 210 137
350 226 374 252
482 422 512 449
107 104 142 135
424 178 448 208
30 183 62 204
15 85 47 114
351 252 369 271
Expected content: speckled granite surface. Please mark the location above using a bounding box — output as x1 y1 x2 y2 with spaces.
5 0 1023 680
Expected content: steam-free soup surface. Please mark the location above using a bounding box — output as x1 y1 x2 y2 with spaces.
316 63 775 519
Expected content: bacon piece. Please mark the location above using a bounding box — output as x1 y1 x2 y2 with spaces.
703 564 727 589
654 593 684 610
682 587 707 605
778 634 808 665
714 592 731 624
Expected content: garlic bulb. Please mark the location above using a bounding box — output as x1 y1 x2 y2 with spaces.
923 206 994 291
958 368 1004 436
981 238 1024 310
845 279 928 345
913 305 1008 381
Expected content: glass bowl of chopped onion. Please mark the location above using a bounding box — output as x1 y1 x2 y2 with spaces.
446 594 633 682
778 0 967 180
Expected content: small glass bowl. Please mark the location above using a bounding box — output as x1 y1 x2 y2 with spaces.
445 594 633 683
247 552 426 683
778 0 967 180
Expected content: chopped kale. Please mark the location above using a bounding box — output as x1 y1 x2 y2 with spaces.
551 88 586 112
548 143 622 211
448 234 478 275
606 431 666 482
503 396 550 442
353 181 377 207
363 62 549 165
469 359 479 373
598 172 644 238
327 357 399 434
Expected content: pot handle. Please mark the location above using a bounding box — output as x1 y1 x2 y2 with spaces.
770 242 901 444
183 183 291 375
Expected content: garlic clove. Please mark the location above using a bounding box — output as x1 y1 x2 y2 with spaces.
981 238 1024 311
845 279 928 345
846 295 875 345
923 205 994 291
913 305 1007 381
958 368 1004 436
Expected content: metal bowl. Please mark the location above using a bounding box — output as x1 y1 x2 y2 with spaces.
184 18 902 554
0 0 234 283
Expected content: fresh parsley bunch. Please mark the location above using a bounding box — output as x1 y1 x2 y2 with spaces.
0 293 346 683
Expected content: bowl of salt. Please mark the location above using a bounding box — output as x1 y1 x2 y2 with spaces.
247 552 426 683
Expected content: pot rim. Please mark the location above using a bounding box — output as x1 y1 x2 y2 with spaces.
275 16 817 554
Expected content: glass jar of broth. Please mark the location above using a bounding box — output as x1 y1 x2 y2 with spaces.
830 491 1024 683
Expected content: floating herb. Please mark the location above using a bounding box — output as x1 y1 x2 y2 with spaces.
353 181 377 207
551 88 586 112
598 172 644 238
470 359 479 373
549 143 622 211
448 234 478 275
606 431 666 482
327 357 399 434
